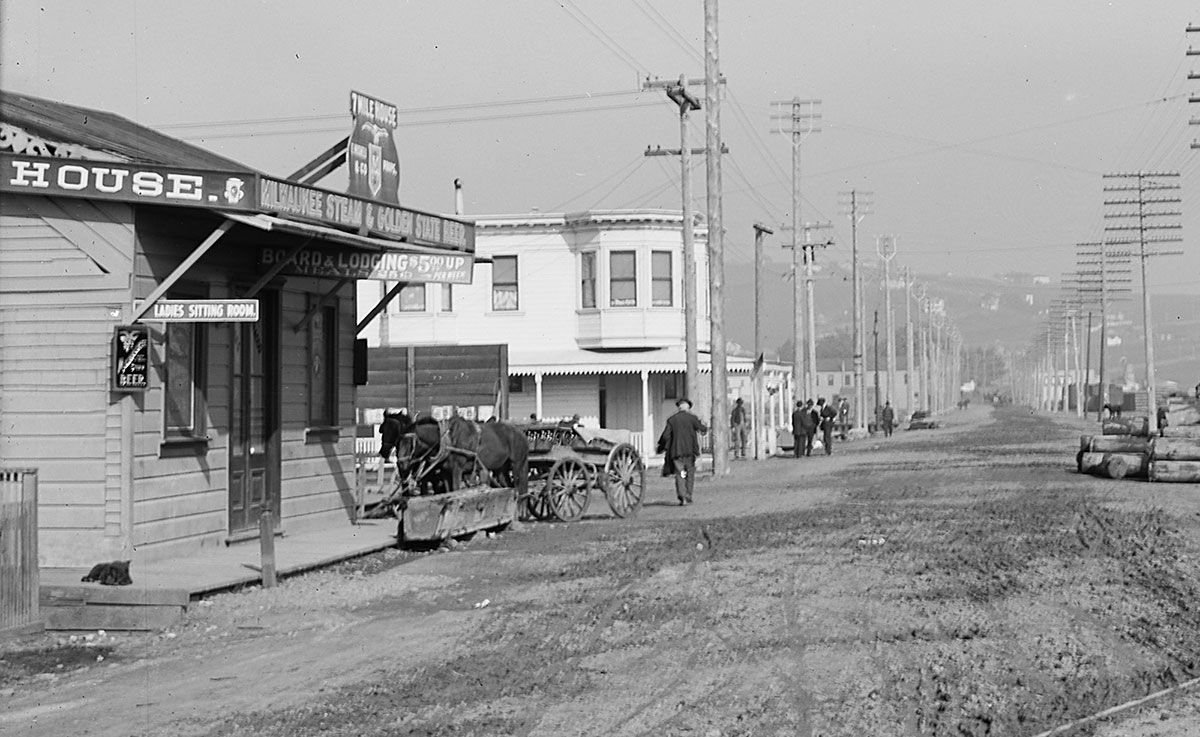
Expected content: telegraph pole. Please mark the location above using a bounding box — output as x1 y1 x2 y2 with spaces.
877 235 898 410
1074 240 1132 420
1103 171 1183 434
703 0 730 474
753 222 774 460
644 75 704 402
872 309 881 423
903 267 915 418
840 190 872 429
802 222 833 401
771 98 821 398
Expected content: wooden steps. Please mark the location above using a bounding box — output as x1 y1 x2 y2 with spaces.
40 572 188 631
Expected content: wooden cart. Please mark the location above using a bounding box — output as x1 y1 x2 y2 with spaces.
521 424 646 522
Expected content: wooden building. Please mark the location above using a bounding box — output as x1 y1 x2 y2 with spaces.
0 91 475 567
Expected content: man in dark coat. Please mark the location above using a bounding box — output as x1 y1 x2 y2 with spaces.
802 399 819 456
656 397 708 505
881 401 895 437
790 401 805 458
818 397 837 455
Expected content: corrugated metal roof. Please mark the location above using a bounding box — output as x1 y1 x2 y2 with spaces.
0 89 252 170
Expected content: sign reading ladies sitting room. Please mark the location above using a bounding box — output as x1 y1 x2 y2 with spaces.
259 246 473 284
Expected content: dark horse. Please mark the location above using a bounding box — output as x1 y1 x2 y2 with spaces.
445 416 530 498
379 411 448 495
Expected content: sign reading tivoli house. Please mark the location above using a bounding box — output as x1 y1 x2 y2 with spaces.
347 90 401 204
259 246 473 284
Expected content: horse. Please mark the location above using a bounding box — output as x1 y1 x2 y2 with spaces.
379 411 450 495
445 415 530 498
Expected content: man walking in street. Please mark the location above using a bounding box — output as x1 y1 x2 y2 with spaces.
881 401 895 438
790 401 805 458
656 397 708 505
730 397 748 459
818 397 837 455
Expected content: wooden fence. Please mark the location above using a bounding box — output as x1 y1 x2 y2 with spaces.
1 468 40 637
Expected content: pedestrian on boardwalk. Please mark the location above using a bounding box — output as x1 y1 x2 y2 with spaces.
818 397 837 455
790 401 805 458
656 397 708 505
837 397 851 440
730 397 748 459
881 401 895 438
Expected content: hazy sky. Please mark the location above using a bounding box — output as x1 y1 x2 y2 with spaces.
3 0 1198 298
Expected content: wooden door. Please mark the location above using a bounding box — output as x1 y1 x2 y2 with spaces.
229 292 279 534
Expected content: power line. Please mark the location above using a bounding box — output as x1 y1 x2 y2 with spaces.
554 0 645 77
157 89 648 130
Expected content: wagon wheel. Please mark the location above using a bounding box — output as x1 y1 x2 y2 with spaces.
602 443 645 519
522 486 555 521
546 458 591 522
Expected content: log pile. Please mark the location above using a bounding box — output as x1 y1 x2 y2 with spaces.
1078 398 1200 483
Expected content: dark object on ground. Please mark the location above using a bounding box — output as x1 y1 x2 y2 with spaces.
907 410 939 431
80 560 132 586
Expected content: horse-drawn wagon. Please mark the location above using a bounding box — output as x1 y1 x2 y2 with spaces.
520 423 645 522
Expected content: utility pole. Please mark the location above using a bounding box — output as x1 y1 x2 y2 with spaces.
771 98 821 399
903 267 915 419
704 0 730 474
1187 25 1200 149
877 234 898 411
840 190 872 429
802 222 833 401
1103 171 1183 434
872 309 881 426
644 75 704 403
752 222 774 460
1074 240 1131 419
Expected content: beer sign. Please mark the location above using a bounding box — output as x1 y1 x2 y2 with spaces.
111 325 149 392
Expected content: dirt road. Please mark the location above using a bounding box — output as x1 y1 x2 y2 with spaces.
5 405 1200 736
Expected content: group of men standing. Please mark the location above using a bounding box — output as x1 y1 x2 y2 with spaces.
790 398 838 457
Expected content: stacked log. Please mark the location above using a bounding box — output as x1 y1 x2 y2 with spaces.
1149 436 1200 483
1101 416 1149 437
1076 435 1151 479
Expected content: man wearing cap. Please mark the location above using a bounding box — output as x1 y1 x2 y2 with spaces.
656 397 709 505
730 397 748 459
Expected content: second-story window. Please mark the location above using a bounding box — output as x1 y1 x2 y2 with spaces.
580 252 596 308
492 255 519 311
610 251 637 307
651 251 673 306
398 284 426 312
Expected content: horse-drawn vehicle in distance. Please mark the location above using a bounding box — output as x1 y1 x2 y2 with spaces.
520 423 645 522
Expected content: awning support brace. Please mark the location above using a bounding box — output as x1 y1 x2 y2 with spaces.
241 237 313 299
356 281 408 335
293 277 352 333
287 137 349 184
131 220 235 323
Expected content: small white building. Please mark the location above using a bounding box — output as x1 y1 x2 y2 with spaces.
358 210 793 455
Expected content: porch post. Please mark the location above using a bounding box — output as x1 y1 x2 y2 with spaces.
640 370 652 455
534 372 544 419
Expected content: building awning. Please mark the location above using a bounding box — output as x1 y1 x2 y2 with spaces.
224 212 484 259
509 348 791 377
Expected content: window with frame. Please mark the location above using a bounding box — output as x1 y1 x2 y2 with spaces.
827 375 835 386
397 283 427 312
164 319 205 440
651 250 673 306
609 251 637 307
440 284 453 312
580 252 596 308
309 303 338 426
492 256 518 311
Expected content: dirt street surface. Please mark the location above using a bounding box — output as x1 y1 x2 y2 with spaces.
5 405 1200 736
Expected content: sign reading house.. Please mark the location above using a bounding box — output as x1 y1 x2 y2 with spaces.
0 153 255 210
348 90 401 204
259 246 473 284
140 299 261 323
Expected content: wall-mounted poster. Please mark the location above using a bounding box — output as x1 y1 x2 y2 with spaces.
111 324 149 392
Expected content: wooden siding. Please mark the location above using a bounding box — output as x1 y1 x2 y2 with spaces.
0 196 132 567
357 344 509 417
128 210 359 559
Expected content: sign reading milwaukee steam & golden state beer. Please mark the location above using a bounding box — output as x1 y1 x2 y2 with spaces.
259 246 473 284
257 176 474 253
348 91 401 204
0 153 255 210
